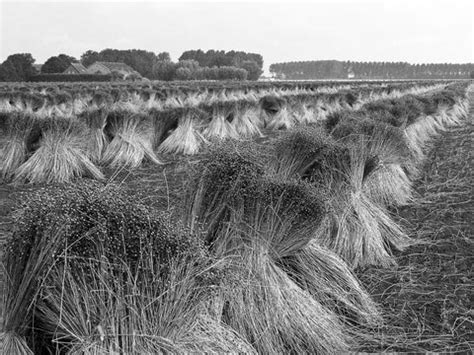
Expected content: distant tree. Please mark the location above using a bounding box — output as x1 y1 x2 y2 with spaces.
157 52 171 61
195 67 219 80
80 49 160 78
152 60 176 81
58 54 77 63
269 60 474 79
0 53 36 81
209 50 231 67
177 59 200 71
81 50 100 67
41 57 64 73
175 67 193 80
42 54 77 73
0 60 18 81
246 53 264 71
178 50 196 62
269 63 284 79
178 49 264 78
240 60 261 80
180 49 208 66
216 66 248 80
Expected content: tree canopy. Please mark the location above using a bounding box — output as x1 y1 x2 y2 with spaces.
0 53 36 81
41 54 77 73
179 49 263 80
0 48 264 82
80 49 169 79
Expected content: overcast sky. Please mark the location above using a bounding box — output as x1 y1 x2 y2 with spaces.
0 0 473 73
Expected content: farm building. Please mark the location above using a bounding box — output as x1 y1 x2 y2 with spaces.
87 61 140 77
63 63 89 74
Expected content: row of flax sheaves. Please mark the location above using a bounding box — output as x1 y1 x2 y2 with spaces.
0 82 443 184
179 82 471 353
0 80 415 115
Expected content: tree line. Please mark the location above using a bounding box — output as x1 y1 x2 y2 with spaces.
0 49 264 82
270 60 474 80
179 50 263 80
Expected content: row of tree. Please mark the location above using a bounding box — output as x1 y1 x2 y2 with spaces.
0 48 264 82
80 49 167 79
179 50 263 80
152 59 249 81
171 60 248 80
79 49 263 80
270 60 474 79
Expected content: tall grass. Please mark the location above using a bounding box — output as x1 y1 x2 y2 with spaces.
269 120 408 267
271 125 343 179
232 101 263 138
102 110 162 168
202 102 239 139
149 107 180 148
270 121 410 267
158 108 208 155
186 141 381 351
0 113 36 181
217 248 350 353
208 175 326 258
2 182 218 353
79 107 109 163
185 140 268 238
292 98 319 124
13 117 104 184
266 106 296 130
281 240 381 325
314 187 408 268
1 227 64 355
331 119 414 206
35 253 254 354
0 332 34 355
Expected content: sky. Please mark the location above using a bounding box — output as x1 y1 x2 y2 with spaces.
0 0 473 74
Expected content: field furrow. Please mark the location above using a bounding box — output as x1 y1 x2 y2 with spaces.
358 90 474 352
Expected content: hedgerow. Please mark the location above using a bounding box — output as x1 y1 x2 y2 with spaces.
27 74 112 82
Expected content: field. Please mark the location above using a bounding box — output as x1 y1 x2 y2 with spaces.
358 100 473 352
0 79 472 353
